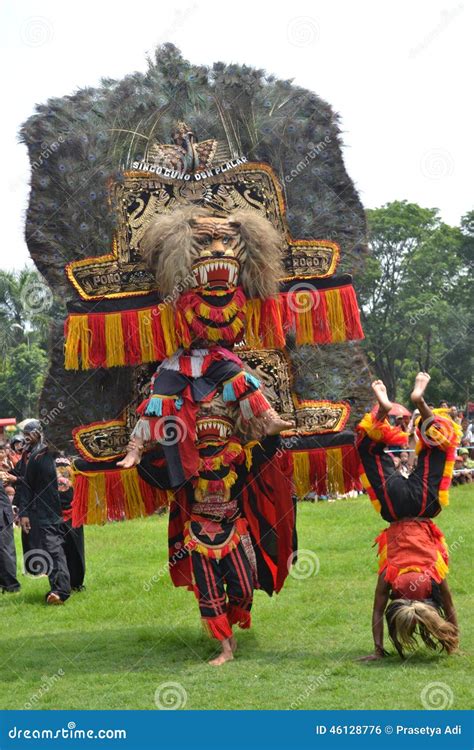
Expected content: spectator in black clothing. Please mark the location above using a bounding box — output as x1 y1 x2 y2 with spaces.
10 436 46 577
17 421 71 605
0 478 20 593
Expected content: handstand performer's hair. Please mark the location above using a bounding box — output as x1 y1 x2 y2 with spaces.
386 599 458 658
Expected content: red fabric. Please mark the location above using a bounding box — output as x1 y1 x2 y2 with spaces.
62 507 73 522
227 605 252 629
137 474 163 515
376 519 448 588
229 371 253 398
105 471 126 521
71 475 88 527
202 613 233 641
241 454 294 594
88 315 106 368
308 449 328 495
341 444 361 491
259 299 286 347
168 490 193 589
313 292 332 344
242 389 271 417
150 311 167 360
392 571 432 600
120 310 142 366
341 286 364 340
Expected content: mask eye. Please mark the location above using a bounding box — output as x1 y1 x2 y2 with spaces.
222 237 230 245
197 235 212 246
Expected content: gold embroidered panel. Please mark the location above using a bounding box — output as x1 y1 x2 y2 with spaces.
66 163 340 299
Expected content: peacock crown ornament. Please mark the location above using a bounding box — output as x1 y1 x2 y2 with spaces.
20 45 371 522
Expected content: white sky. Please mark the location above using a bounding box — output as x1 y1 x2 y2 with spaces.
1 0 472 271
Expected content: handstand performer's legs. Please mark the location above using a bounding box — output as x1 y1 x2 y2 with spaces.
406 372 448 517
358 379 408 520
371 379 393 422
410 372 433 423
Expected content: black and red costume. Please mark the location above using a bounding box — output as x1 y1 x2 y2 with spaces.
356 410 460 522
137 435 295 640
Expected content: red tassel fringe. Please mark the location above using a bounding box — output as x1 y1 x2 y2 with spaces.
201 613 233 641
227 605 252 630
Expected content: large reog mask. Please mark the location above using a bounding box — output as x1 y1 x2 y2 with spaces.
140 206 284 300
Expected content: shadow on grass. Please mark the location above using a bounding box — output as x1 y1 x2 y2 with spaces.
0 622 454 683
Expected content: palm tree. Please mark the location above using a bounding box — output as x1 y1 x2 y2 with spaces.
0 268 52 355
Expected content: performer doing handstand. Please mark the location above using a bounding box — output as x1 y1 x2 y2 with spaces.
357 372 460 659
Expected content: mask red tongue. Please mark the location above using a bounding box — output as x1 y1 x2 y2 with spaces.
193 259 239 289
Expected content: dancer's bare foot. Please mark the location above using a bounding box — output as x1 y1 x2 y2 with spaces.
410 372 431 404
208 638 234 666
262 408 294 435
116 439 143 468
371 379 393 418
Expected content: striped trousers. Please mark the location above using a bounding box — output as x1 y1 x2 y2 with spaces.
191 542 254 641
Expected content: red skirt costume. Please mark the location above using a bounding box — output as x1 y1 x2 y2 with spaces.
375 518 449 601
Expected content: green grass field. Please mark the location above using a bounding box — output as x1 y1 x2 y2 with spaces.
1 485 472 711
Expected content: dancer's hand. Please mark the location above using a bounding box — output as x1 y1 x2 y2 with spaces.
357 648 386 662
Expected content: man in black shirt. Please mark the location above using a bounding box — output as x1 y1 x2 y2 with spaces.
10 441 44 576
17 421 71 604
0 478 20 593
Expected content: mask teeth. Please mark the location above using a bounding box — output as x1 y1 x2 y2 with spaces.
199 266 207 284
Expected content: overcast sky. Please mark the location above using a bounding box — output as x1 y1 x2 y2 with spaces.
1 0 472 271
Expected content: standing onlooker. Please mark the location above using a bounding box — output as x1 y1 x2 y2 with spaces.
16 421 71 605
8 436 24 468
0 477 20 593
11 435 45 576
398 450 411 478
